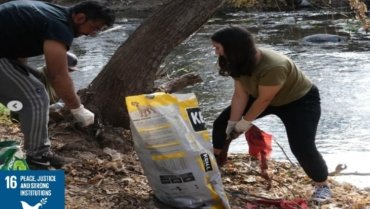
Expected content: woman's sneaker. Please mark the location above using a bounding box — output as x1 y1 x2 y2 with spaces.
26 151 66 170
312 185 332 203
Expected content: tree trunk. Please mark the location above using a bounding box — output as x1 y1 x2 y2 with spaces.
80 0 224 128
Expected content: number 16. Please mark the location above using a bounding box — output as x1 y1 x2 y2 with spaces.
5 176 17 189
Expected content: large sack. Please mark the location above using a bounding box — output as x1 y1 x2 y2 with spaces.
126 92 230 209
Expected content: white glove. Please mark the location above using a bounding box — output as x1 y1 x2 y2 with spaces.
226 120 238 135
70 105 95 127
235 117 253 133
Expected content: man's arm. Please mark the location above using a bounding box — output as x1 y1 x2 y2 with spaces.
43 40 80 109
43 40 95 127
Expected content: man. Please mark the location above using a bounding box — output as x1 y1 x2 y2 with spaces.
9 52 80 123
0 1 115 169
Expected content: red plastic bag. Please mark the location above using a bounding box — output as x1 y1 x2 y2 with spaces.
280 199 308 209
245 125 273 177
245 198 308 209
245 125 272 160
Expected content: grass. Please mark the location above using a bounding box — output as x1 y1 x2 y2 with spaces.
0 104 11 124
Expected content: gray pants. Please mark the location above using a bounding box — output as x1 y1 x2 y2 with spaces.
0 58 50 156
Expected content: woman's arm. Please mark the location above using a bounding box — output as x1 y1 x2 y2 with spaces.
243 84 282 121
229 80 248 121
235 84 283 133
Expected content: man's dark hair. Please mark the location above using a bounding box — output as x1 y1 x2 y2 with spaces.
211 26 257 78
70 1 115 27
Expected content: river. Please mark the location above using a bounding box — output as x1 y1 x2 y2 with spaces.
29 8 370 189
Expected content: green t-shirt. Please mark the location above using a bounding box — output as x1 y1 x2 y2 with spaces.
235 48 312 106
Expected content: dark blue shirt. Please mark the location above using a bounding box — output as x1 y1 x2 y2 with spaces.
0 0 75 58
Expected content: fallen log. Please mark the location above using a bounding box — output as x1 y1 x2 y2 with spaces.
154 72 202 93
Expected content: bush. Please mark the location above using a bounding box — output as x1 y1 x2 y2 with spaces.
0 104 10 123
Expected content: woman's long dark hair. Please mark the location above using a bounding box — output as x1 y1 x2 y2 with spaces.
211 26 257 78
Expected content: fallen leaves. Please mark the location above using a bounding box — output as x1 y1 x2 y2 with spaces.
1 121 369 208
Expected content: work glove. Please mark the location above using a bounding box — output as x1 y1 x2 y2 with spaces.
70 105 95 127
225 120 241 141
226 120 238 135
235 117 253 133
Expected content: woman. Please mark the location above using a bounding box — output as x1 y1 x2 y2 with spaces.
211 26 331 203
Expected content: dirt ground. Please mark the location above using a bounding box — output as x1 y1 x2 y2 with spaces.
1 0 369 208
1 118 370 209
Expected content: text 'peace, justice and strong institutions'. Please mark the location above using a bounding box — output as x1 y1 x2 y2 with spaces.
19 175 56 196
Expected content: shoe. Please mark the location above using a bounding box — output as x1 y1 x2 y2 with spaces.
27 151 66 170
311 185 332 203
42 151 66 169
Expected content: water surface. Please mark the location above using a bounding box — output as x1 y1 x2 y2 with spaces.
29 9 370 188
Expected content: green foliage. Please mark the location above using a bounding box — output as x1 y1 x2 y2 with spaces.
0 104 9 116
0 104 10 123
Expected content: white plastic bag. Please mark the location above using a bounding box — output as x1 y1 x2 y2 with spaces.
126 92 230 209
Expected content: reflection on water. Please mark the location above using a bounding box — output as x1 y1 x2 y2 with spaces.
29 9 370 188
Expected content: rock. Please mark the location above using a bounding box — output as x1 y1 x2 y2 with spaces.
302 34 347 44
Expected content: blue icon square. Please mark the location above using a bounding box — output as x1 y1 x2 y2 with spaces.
0 170 65 209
